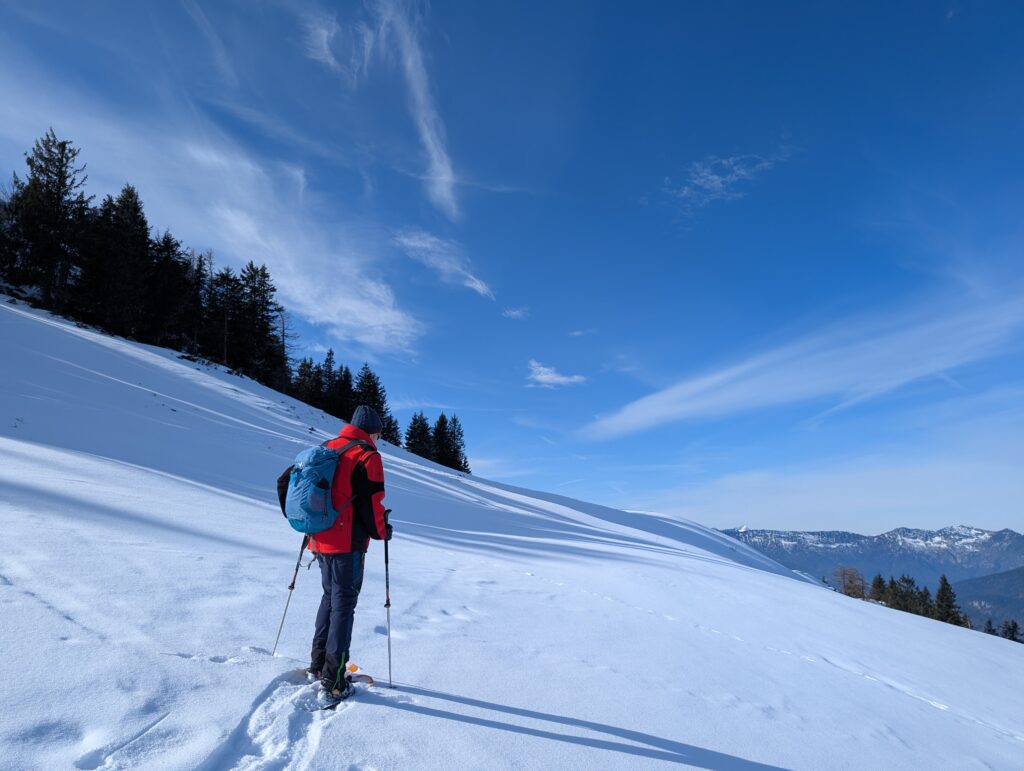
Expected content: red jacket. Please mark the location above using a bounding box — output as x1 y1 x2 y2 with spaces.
309 424 389 554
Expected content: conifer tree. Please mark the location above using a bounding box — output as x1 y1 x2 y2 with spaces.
449 414 471 473
353 362 398 439
934 575 965 626
0 183 13 279
381 414 402 445
114 185 151 336
322 349 337 413
431 412 454 467
236 262 287 387
983 618 997 635
917 586 934 619
869 573 887 603
336 365 354 421
310 363 326 409
292 358 318 406
6 129 91 307
404 411 432 458
139 230 193 346
999 619 1021 642
203 267 244 369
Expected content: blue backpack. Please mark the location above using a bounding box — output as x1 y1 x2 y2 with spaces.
281 439 371 534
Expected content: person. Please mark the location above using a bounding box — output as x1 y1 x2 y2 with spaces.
308 404 392 704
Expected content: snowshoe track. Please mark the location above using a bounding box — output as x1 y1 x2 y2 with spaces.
197 669 347 771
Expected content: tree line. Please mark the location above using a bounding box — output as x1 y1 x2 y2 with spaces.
293 353 470 472
0 129 470 473
832 566 1022 642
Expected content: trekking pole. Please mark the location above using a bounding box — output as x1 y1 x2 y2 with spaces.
384 535 393 688
272 534 310 656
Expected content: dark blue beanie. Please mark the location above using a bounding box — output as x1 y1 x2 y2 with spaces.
351 405 383 435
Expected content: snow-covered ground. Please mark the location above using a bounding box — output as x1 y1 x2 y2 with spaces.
1 297 1022 770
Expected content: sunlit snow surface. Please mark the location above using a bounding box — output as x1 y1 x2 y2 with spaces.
1 298 1022 770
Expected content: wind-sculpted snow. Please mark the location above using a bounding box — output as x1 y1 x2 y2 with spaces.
2 297 1023 770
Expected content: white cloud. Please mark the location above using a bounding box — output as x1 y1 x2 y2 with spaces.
663 151 788 214
302 13 342 71
301 12 376 86
0 46 423 354
503 307 529 320
582 291 1024 439
568 328 596 337
393 229 493 298
303 1 458 220
527 360 586 389
181 0 239 88
389 398 451 411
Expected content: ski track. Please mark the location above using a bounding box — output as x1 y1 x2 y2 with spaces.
73 712 171 770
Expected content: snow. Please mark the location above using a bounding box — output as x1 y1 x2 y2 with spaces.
2 296 1023 770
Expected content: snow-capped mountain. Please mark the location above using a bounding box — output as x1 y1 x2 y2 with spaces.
2 296 1023 770
721 525 1024 588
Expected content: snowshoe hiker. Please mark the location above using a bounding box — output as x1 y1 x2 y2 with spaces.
307 405 393 704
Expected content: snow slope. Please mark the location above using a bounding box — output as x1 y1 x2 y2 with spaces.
1 297 1023 770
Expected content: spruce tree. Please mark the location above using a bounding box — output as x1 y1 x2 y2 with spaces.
322 349 337 414
139 230 193 346
449 414 470 473
310 363 326 409
353 362 398 438
236 262 287 387
292 358 317 406
7 129 91 307
428 411 452 466
983 618 997 635
888 575 920 614
917 586 934 619
381 414 402 445
934 575 965 626
999 619 1021 642
404 412 432 458
72 193 116 324
0 183 13 279
202 267 244 369
336 365 354 421
869 573 887 603
104 184 151 338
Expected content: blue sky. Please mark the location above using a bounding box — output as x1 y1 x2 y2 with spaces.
2 1 1023 534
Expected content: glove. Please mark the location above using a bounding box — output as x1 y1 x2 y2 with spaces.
385 523 393 541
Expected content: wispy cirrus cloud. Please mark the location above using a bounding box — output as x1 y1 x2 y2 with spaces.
0 44 422 354
393 229 493 298
301 11 376 86
503 307 529 320
181 0 238 88
527 360 586 389
663 150 789 215
582 291 1024 439
302 1 459 220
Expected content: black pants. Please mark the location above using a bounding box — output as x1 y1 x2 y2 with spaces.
310 551 365 689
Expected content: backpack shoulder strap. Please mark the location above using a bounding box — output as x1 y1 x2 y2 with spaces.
321 438 377 457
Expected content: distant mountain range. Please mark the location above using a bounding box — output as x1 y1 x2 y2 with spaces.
954 567 1024 627
719 525 1024 591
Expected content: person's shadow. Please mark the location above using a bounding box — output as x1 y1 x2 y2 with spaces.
360 684 790 769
